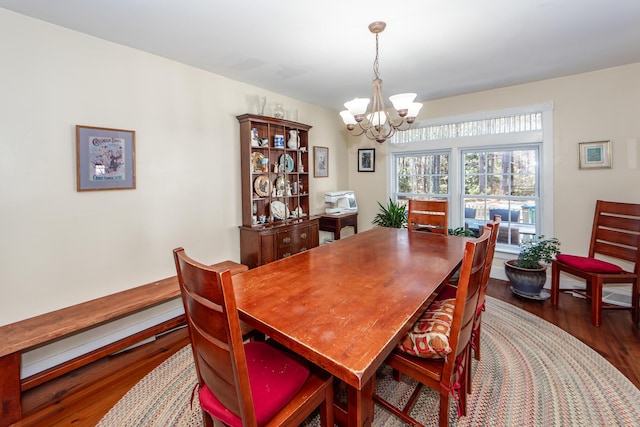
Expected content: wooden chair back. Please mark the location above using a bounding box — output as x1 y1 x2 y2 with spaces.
174 248 334 427
478 215 502 314
174 248 257 424
408 199 449 235
469 215 501 368
447 226 491 370
589 200 640 273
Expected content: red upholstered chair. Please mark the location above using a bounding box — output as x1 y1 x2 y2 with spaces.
551 200 640 327
373 226 491 427
173 248 334 427
408 199 449 235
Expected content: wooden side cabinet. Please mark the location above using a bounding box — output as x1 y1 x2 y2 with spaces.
237 114 319 268
239 219 319 269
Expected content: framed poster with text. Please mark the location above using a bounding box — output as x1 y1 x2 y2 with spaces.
76 125 136 191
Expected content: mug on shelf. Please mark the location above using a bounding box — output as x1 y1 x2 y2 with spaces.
274 134 285 148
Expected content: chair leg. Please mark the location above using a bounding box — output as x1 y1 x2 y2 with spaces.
438 389 451 427
202 411 215 427
591 278 603 326
633 280 639 324
551 262 561 306
466 348 472 395
319 383 334 427
473 322 481 361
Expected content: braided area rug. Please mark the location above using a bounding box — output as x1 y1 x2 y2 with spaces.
97 297 640 426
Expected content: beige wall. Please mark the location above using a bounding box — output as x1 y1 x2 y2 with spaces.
0 9 347 326
348 63 640 259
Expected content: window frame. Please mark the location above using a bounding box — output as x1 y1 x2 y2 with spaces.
387 102 554 256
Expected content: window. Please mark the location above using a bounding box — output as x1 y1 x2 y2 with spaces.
462 146 539 246
388 103 553 252
394 151 450 203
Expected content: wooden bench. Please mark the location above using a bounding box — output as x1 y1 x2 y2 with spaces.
0 260 247 426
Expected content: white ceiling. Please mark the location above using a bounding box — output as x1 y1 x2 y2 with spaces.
2 1 640 111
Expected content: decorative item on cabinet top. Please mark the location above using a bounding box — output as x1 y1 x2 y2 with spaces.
273 102 285 119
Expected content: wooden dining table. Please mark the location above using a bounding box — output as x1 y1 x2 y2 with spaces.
232 226 467 426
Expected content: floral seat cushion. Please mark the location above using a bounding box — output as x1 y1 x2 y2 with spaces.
397 298 456 359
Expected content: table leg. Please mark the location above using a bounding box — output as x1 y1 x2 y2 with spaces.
346 376 375 427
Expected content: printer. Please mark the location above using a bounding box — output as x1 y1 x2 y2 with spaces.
325 191 358 214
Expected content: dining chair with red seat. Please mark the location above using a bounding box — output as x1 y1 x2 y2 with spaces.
373 226 491 427
173 248 334 427
408 199 449 235
550 200 640 327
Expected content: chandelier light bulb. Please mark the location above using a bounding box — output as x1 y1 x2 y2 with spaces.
367 111 387 127
389 93 417 117
340 110 357 130
407 102 424 119
344 98 370 120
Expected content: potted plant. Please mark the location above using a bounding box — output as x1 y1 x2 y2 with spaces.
448 226 475 237
505 236 560 299
372 198 407 228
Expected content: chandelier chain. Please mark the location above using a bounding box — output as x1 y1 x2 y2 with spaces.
373 33 380 81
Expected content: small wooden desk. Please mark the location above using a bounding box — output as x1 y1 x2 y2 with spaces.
319 212 358 240
233 228 466 426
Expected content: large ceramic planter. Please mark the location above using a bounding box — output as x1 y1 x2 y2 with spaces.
504 259 550 300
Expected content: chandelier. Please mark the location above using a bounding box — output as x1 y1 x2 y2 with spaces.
340 21 423 144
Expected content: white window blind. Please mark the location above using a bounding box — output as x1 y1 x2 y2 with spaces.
390 112 542 144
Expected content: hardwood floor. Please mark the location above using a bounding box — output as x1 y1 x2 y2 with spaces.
15 279 640 426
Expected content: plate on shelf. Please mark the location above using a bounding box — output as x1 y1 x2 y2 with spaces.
275 176 290 196
253 175 270 197
279 154 294 173
270 201 289 220
252 152 265 172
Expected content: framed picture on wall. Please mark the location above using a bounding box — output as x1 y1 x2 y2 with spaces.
578 140 611 169
314 146 328 177
76 125 136 191
358 148 375 172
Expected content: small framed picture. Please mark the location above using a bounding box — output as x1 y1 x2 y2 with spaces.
358 148 375 172
314 146 328 177
76 125 136 191
579 140 611 169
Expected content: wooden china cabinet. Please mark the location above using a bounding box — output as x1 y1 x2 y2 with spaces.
237 114 319 268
